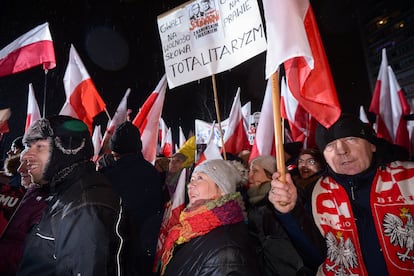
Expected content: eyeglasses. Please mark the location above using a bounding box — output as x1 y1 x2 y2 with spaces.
298 158 316 166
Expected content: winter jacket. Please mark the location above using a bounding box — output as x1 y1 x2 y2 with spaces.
17 161 122 276
103 153 163 276
0 185 48 276
0 181 26 235
163 222 259 276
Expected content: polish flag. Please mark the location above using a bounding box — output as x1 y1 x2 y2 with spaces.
249 80 275 162
159 117 168 152
92 125 103 162
132 74 168 163
196 122 223 165
0 108 11 135
359 105 369 124
154 168 187 271
263 0 341 128
60 44 106 134
0 22 56 77
280 77 317 148
179 126 186 148
161 127 173 157
101 89 131 154
222 88 250 155
25 83 42 132
369 48 411 151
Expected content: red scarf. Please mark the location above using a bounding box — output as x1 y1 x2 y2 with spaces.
158 192 246 275
312 161 414 276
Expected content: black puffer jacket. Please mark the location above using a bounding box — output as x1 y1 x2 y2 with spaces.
17 162 122 276
164 222 259 276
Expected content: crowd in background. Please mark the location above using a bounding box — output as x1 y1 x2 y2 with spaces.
0 113 413 275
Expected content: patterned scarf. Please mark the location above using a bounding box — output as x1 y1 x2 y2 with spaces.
158 192 246 275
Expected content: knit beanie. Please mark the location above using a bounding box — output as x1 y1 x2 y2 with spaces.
250 155 276 176
23 115 93 181
315 113 377 151
110 121 142 154
193 159 242 194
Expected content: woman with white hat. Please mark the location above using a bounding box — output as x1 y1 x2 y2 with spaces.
157 159 259 276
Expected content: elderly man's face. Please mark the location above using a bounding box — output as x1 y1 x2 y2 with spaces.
323 137 376 175
25 139 51 185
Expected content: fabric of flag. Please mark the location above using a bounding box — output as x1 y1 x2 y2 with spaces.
132 74 168 164
222 88 251 155
196 121 223 165
241 101 251 133
263 0 341 128
0 22 56 77
153 168 187 272
249 80 276 162
92 125 103 162
159 117 168 153
0 108 11 134
161 127 173 157
25 83 42 132
100 88 130 154
369 48 411 151
280 77 317 148
178 126 186 149
359 105 369 124
60 44 106 134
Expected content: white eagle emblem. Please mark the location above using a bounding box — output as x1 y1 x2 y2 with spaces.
383 207 414 262
325 231 358 276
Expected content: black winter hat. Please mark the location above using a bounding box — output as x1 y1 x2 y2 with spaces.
283 142 303 157
315 113 377 151
110 121 142 154
23 115 93 181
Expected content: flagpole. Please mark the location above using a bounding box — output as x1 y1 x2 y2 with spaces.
42 69 48 118
211 74 227 160
270 71 286 183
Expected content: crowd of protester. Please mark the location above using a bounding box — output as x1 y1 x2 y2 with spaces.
0 112 413 275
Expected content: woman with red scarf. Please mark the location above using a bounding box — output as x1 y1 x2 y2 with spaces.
157 159 259 276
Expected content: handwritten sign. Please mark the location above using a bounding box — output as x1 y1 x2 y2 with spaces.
158 0 267 88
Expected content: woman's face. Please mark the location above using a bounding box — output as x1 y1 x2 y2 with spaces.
187 171 222 206
248 163 270 187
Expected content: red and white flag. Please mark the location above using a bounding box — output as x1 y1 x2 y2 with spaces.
222 88 250 155
263 0 341 128
161 127 173 157
25 83 42 132
369 48 411 151
154 168 187 271
178 126 186 149
60 44 106 134
159 117 168 150
196 122 223 165
0 22 56 77
92 125 103 162
132 74 168 163
100 88 131 154
0 108 11 135
249 80 275 162
359 105 369 124
280 77 317 148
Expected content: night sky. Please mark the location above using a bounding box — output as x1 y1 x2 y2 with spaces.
0 0 372 159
